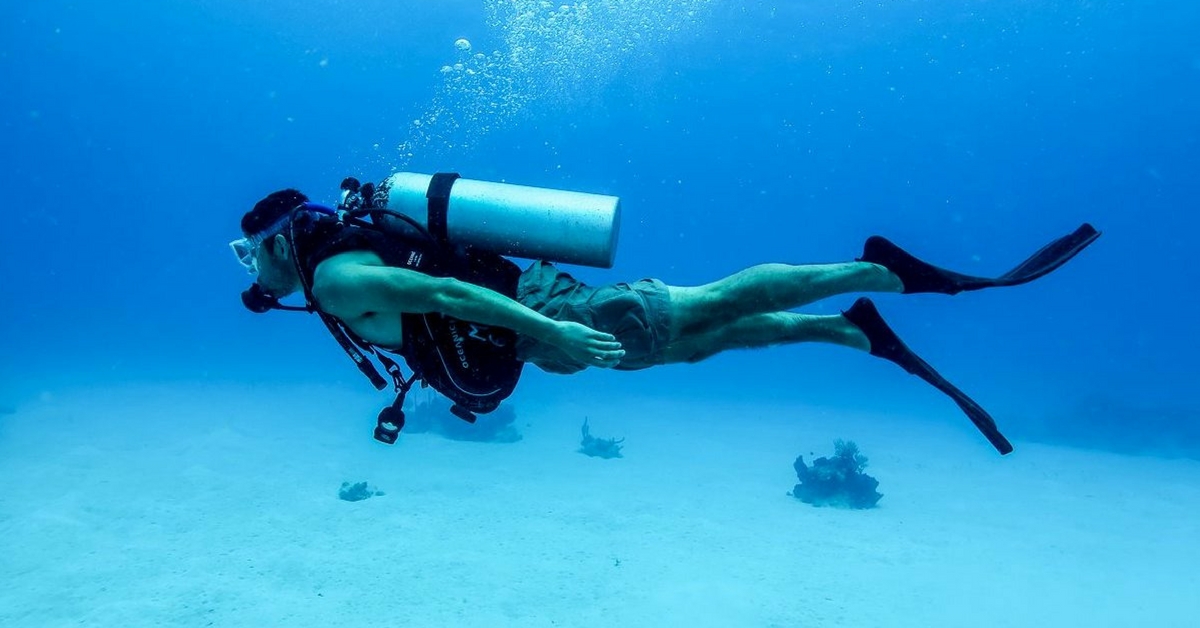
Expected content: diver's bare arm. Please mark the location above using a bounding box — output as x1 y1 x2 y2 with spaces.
309 254 628 362
435 276 563 342
426 276 624 365
314 260 560 344
316 259 625 365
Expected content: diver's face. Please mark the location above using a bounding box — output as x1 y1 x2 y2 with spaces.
255 235 300 298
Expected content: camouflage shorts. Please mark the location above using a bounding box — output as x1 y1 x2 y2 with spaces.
513 261 673 374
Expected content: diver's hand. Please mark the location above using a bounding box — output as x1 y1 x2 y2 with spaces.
552 321 625 368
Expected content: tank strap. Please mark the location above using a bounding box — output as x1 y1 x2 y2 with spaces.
425 172 461 245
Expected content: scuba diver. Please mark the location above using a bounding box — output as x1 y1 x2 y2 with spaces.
231 173 1100 455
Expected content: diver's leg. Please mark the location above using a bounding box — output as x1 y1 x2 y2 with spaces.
658 311 869 364
666 262 901 337
658 302 1014 455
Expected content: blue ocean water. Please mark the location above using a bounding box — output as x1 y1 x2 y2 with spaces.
1 0 1198 623
3 0 1196 453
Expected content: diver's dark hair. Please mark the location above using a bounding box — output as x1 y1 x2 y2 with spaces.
241 189 309 236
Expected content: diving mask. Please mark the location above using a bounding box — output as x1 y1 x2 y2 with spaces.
228 209 299 274
229 237 259 273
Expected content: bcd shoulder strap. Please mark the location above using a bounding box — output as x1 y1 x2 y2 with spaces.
318 172 502 445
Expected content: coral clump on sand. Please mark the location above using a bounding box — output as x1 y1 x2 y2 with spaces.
578 418 624 459
790 439 882 509
338 481 385 502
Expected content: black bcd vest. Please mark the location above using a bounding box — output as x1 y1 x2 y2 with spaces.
297 217 525 428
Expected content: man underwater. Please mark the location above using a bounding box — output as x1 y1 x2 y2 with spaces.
232 179 1100 454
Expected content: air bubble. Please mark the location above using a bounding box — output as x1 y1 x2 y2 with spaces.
396 0 713 167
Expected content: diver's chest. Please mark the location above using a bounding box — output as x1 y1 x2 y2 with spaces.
347 312 405 349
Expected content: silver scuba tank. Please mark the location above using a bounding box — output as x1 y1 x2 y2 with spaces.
374 172 621 268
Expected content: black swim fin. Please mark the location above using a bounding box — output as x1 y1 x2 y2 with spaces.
859 223 1101 295
842 297 1014 455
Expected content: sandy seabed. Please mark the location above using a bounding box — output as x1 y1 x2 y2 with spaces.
1 381 1197 627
